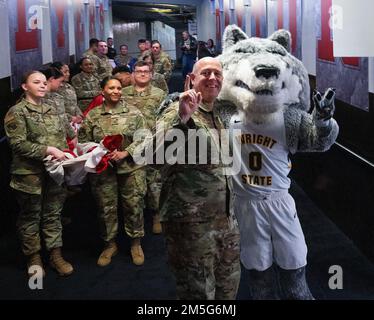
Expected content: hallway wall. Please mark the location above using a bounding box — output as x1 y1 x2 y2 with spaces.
112 20 147 57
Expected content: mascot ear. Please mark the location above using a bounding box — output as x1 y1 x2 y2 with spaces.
222 24 248 51
269 29 291 52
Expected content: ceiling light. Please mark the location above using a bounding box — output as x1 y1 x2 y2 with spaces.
148 8 174 13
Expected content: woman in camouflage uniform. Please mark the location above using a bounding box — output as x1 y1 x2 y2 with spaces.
51 62 83 125
78 77 148 267
71 57 101 113
40 68 66 115
4 71 76 277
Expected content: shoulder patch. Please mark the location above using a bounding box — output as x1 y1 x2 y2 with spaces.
4 114 18 132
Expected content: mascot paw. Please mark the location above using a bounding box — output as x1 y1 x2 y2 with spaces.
157 92 180 116
312 88 336 121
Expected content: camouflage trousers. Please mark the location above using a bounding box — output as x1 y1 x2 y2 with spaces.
89 167 147 242
163 216 241 300
13 174 67 256
145 167 162 212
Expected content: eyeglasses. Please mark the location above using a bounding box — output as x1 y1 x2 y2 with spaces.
134 70 151 75
200 70 223 79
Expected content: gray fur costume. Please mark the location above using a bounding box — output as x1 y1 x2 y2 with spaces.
217 25 339 300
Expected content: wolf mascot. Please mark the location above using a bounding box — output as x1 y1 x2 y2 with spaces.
217 25 339 299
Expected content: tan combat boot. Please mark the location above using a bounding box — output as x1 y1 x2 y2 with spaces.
97 240 118 267
49 248 74 276
130 238 144 266
27 252 45 277
152 213 162 234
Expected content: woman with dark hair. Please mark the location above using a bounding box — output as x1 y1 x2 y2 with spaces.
4 71 76 278
50 62 83 125
40 68 66 116
206 39 217 56
71 57 101 112
78 76 148 267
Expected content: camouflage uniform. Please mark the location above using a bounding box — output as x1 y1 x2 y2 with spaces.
137 49 151 61
153 52 173 82
42 91 66 115
96 55 113 81
114 54 133 67
4 99 75 256
82 50 102 80
83 51 112 81
122 85 166 212
155 101 240 300
78 100 147 241
57 82 83 120
71 72 101 112
151 72 169 94
42 91 75 137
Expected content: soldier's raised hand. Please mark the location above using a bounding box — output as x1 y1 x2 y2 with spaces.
313 88 336 121
178 89 202 124
184 74 192 91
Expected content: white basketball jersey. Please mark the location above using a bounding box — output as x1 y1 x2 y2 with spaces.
230 112 291 197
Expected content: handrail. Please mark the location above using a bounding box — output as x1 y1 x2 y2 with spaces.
335 142 374 169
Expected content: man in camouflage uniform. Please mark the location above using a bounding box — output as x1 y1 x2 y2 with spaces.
151 40 173 82
83 39 112 81
71 58 101 112
96 41 113 81
122 61 166 234
83 38 102 79
78 91 148 266
114 44 134 67
142 54 168 94
4 92 76 277
154 57 240 299
83 38 99 58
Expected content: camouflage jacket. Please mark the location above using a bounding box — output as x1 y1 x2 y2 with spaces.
153 52 172 81
96 55 113 81
114 54 133 67
78 99 147 174
151 72 169 94
57 82 83 119
71 72 101 111
83 50 101 79
137 49 151 61
4 99 75 189
42 91 66 116
121 85 166 131
42 91 75 135
155 101 231 222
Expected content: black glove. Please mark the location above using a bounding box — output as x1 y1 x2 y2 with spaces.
312 88 336 121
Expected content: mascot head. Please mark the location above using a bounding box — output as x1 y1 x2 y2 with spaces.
218 25 310 123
